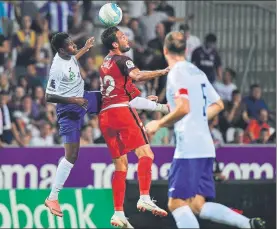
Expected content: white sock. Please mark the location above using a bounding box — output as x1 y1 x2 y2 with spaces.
114 211 125 218
140 194 151 201
48 158 74 201
199 202 251 228
172 205 200 228
129 97 157 111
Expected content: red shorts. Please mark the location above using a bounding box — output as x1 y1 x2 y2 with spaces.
99 106 149 159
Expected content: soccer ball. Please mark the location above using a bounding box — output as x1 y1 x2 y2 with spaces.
99 3 123 27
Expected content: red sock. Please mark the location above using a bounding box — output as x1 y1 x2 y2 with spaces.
112 171 127 211
137 156 153 195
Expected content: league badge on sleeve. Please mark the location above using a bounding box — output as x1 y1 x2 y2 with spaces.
126 60 135 69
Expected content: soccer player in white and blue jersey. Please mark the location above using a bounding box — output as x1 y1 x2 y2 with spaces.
146 32 265 229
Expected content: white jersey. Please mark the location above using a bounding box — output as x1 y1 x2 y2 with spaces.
166 61 220 159
46 53 84 98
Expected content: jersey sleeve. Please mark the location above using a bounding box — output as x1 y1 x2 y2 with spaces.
45 68 63 95
172 69 189 100
116 56 137 76
205 78 221 104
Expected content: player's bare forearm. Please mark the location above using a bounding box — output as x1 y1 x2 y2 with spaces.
159 97 189 128
75 46 89 60
207 100 224 120
75 37 95 60
159 109 185 128
45 94 88 108
45 93 77 104
130 68 169 82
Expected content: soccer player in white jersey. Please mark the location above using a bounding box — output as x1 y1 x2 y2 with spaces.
44 32 99 217
146 32 265 229
44 32 168 218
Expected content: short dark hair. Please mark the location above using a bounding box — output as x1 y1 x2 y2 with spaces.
179 24 190 32
51 32 69 52
21 95 32 103
128 18 139 27
250 84 260 90
205 33 217 43
232 89 240 96
164 31 186 55
101 27 119 50
225 67 236 79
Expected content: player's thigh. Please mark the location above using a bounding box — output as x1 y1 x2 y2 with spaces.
99 111 123 159
189 158 215 214
197 158 216 201
168 159 204 202
119 107 150 154
57 104 86 135
101 128 123 159
168 197 193 212
134 144 154 160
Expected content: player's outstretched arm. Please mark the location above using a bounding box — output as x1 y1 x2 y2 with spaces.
129 67 170 82
158 96 189 128
45 93 88 109
129 96 169 114
207 99 224 120
75 37 95 60
146 96 189 134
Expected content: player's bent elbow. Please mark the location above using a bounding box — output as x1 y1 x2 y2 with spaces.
131 73 143 82
180 106 190 116
45 93 55 103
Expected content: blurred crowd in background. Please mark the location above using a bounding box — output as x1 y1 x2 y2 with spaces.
0 0 275 148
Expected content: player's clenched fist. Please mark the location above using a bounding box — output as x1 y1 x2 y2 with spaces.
145 120 161 135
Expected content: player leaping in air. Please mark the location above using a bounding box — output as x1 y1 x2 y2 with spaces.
146 31 265 229
99 26 170 228
44 32 169 218
44 32 99 217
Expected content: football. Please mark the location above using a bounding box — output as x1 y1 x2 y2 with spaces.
99 3 123 27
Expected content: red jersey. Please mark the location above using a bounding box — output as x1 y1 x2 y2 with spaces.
99 54 141 110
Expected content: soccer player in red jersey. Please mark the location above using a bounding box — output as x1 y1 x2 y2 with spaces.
99 26 169 228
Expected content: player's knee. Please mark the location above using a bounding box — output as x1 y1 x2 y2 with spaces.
115 163 128 172
66 152 78 164
190 196 206 215
66 149 79 164
168 198 188 212
113 157 128 172
167 201 176 212
135 144 154 160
